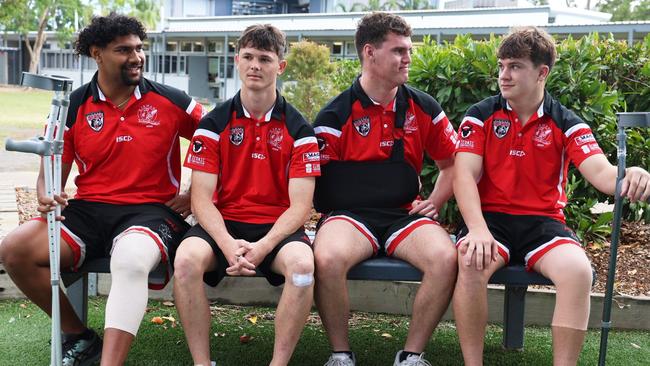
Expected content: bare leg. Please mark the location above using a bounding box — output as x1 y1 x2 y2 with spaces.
173 237 218 366
392 225 457 352
453 249 506 366
268 242 315 366
313 220 374 352
533 244 592 366
0 220 84 333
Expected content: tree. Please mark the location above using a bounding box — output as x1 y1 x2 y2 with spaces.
281 41 337 122
597 0 650 20
398 0 436 10
93 0 162 30
0 0 91 73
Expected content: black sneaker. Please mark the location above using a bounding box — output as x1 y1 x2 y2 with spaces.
62 329 102 366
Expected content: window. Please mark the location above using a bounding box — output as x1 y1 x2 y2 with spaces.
208 41 222 53
332 42 343 55
193 41 204 52
166 41 178 52
181 41 193 52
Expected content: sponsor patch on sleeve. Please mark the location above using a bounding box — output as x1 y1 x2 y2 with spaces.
574 133 596 146
302 152 320 162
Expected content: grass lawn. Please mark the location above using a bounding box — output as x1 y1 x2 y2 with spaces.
1 298 649 365
0 87 53 140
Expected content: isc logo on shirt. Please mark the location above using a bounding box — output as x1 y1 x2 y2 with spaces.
116 135 133 143
251 152 266 160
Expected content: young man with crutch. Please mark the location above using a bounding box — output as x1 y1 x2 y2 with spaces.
452 26 650 365
0 14 203 365
173 24 320 366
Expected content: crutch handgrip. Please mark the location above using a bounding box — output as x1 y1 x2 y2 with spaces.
5 137 51 156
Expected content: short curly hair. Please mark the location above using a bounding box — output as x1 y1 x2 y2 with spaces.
75 13 147 57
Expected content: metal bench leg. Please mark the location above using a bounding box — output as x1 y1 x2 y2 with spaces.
503 285 527 351
62 273 88 326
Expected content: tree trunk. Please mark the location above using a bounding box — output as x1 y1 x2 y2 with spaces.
27 5 51 73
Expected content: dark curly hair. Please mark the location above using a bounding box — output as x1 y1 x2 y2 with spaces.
75 13 147 57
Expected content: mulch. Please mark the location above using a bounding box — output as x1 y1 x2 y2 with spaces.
12 187 650 297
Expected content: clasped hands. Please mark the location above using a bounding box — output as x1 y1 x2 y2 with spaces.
225 239 269 276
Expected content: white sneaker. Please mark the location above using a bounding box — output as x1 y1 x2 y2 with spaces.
324 352 356 366
393 351 432 366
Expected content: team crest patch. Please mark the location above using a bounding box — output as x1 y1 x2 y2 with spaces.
230 126 244 146
353 116 371 137
268 127 283 150
85 111 104 132
404 112 417 132
137 104 160 127
533 123 552 147
493 119 511 139
460 124 473 139
192 139 204 154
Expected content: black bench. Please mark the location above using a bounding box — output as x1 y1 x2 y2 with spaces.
62 257 553 351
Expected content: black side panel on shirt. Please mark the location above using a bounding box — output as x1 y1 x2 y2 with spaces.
284 100 316 141
198 99 233 133
313 87 355 129
464 94 502 122
66 82 93 128
405 85 443 117
544 93 586 133
143 79 193 113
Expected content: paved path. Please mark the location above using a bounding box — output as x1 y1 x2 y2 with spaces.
0 171 37 240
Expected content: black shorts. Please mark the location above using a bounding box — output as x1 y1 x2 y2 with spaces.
179 221 311 287
455 211 582 271
44 199 189 289
318 207 439 256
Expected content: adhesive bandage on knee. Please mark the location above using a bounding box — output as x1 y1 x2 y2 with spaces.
291 272 314 287
105 232 161 335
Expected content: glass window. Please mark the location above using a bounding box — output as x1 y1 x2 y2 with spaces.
332 42 343 55
179 56 186 74
228 42 236 53
166 41 177 52
181 41 192 52
208 41 218 53
143 41 150 51
193 41 204 52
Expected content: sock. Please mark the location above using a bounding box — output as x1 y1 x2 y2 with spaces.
333 351 354 358
400 351 421 362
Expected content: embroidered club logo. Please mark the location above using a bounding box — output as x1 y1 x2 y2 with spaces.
158 223 173 243
192 139 204 154
86 111 104 132
460 124 473 139
230 126 244 146
533 123 552 147
268 127 283 151
137 104 160 127
404 112 417 132
493 119 511 139
353 116 371 137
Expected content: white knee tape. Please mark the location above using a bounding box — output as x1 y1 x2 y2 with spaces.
291 272 314 287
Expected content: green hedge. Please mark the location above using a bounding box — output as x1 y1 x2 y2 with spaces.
327 33 650 243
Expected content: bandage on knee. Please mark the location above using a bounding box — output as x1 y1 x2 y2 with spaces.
105 232 161 335
291 272 314 287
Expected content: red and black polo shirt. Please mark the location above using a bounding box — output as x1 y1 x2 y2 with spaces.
455 92 604 222
184 91 320 224
62 73 204 205
313 77 457 173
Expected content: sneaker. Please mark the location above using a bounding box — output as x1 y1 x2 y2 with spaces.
324 352 356 366
62 329 102 366
393 351 432 366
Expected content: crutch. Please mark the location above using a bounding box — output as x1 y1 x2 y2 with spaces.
598 112 650 365
5 72 74 366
